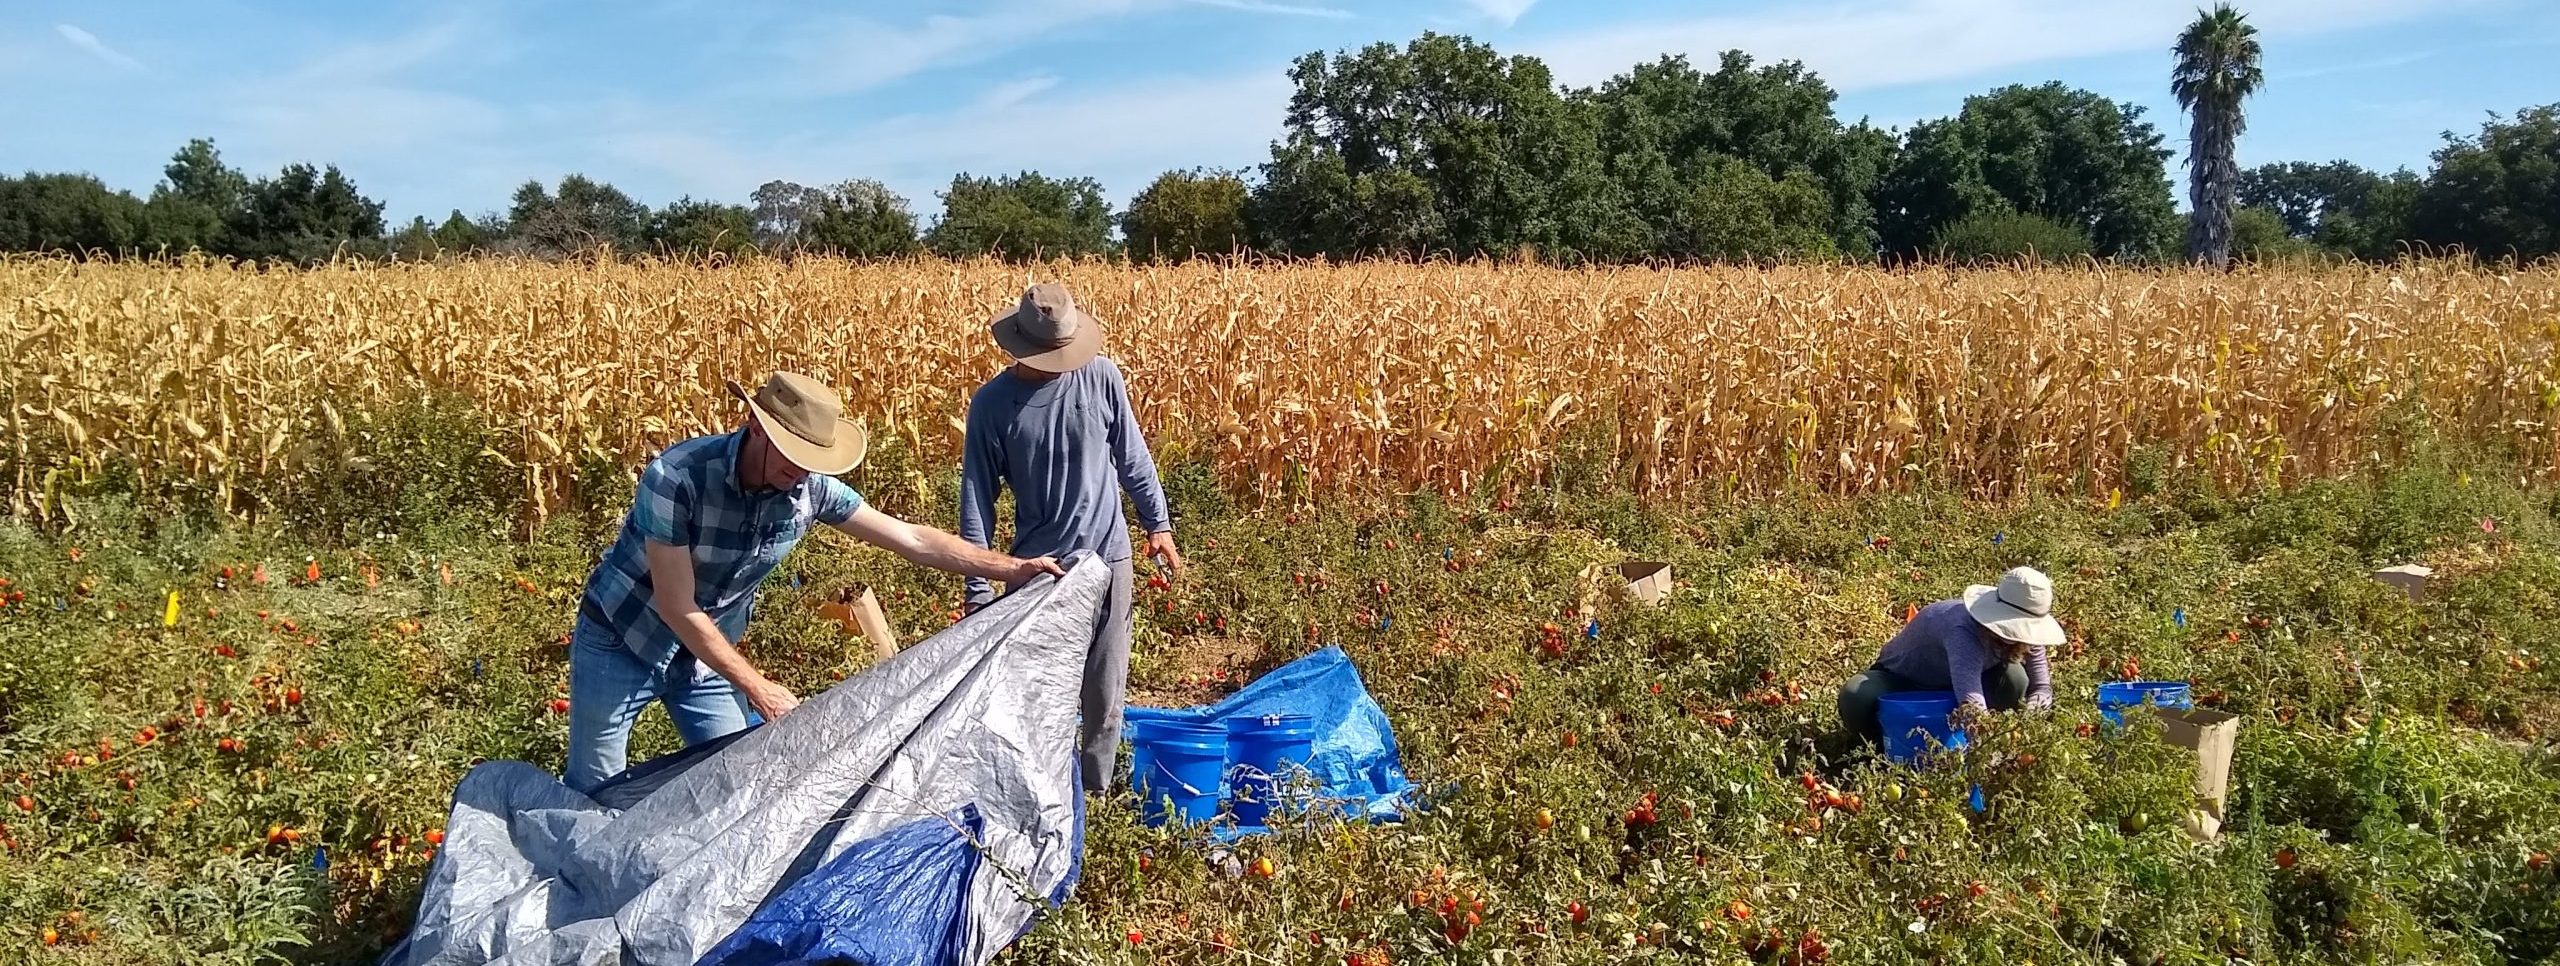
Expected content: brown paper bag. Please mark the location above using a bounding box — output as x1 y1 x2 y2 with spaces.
819 586 899 662
2157 707 2242 841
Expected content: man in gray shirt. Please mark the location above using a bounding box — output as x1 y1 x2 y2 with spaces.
959 281 1184 792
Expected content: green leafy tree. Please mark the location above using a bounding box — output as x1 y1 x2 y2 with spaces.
649 197 758 257
1930 209 2094 264
0 173 153 254
1121 169 1250 262
1653 156 1838 262
1585 52 1890 258
1253 33 1639 262
1875 83 2179 261
2238 161 2383 237
2317 169 2421 261
389 216 441 261
505 175 651 258
925 171 1111 260
2411 104 2560 261
2172 3 2265 268
2230 206 2317 262
748 181 829 253
226 163 387 264
146 139 250 254
801 180 920 259
431 211 493 254
1250 144 1445 259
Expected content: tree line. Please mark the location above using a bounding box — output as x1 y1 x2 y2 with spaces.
6 24 2557 266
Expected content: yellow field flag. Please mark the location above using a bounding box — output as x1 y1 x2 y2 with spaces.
164 589 181 627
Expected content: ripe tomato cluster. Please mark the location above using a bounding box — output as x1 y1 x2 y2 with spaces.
1536 622 1568 659
1740 925 1829 964
1745 668 1807 707
1623 790 1663 827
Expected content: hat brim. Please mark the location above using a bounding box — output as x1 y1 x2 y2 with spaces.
1962 584 2065 648
727 380 868 475
990 303 1105 374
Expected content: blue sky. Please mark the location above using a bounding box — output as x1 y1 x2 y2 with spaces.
6 0 2555 226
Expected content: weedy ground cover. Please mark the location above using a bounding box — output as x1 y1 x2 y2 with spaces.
2 448 2554 965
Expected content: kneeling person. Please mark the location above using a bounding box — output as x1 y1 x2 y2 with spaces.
565 372 1063 794
1839 566 2060 743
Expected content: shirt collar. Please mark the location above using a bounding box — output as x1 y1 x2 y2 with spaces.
724 428 810 502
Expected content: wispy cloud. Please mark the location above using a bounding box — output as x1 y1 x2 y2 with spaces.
1184 0 1357 19
286 18 479 85
976 74 1062 110
55 23 145 72
774 0 1356 96
599 71 1291 218
1465 0 1538 28
220 17 512 185
1530 0 2452 93
2274 49 2433 81
778 0 1147 96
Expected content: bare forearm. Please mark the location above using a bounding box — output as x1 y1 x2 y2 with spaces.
901 526 1021 581
662 601 767 688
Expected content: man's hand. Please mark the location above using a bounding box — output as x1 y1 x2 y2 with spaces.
1003 555 1066 585
1145 530 1184 578
743 676 800 722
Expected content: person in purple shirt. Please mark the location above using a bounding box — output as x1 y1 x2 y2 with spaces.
1838 567 2063 744
959 282 1184 793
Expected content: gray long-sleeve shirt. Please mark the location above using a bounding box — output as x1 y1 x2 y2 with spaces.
1873 599 2055 711
959 357 1172 606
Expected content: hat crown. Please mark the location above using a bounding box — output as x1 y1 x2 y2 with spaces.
755 372 841 445
1011 283 1081 350
1996 566 2054 616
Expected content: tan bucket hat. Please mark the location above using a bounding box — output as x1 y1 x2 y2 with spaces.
723 372 868 475
988 282 1103 373
1962 566 2065 648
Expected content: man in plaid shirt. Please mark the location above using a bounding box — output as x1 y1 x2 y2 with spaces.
565 372 1062 793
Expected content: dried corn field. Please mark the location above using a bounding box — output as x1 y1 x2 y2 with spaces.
5 256 2558 520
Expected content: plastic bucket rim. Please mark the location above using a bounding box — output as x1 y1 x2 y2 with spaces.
1226 714 1317 734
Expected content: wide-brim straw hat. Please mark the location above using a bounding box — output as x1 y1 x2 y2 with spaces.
988 281 1104 374
1962 566 2065 648
723 372 868 475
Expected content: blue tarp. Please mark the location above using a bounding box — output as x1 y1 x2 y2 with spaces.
1123 645 1415 831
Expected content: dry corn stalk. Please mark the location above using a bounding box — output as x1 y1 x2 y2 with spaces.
3 255 2556 520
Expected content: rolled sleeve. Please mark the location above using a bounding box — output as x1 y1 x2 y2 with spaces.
809 475 866 525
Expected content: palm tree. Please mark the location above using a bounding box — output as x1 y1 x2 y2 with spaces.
2173 4 2264 268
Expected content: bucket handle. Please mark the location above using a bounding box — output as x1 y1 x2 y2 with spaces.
1149 759 1208 797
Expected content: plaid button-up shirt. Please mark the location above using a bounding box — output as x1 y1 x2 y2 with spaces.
577 430 863 670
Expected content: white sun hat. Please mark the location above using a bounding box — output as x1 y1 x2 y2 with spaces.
1961 566 2065 648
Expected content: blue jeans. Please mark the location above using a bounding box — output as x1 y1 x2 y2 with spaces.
564 622 752 794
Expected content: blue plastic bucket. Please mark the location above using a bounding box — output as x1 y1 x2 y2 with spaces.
1224 714 1317 827
1130 720 1226 826
2097 681 2193 726
1876 691 1968 764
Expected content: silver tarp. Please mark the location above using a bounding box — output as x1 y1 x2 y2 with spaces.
382 553 1104 966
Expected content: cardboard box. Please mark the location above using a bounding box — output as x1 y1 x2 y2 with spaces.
2155 707 2241 841
1581 561 1674 610
818 585 899 663
2370 564 2433 602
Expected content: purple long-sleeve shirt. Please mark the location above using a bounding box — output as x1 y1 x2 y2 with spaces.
959 357 1172 606
1874 599 2054 710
